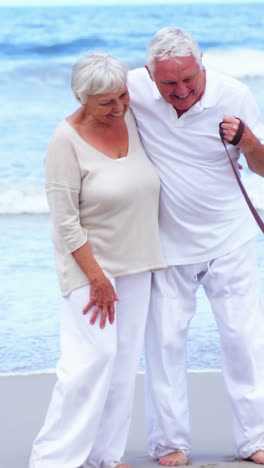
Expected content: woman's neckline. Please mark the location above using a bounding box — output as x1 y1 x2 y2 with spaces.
63 112 130 161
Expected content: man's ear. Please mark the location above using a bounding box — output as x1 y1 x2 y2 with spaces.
145 65 153 81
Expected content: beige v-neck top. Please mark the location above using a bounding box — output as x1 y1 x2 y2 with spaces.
45 109 166 296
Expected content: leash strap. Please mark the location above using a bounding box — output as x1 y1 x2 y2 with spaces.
219 120 264 233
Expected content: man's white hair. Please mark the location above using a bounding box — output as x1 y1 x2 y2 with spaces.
71 52 127 104
147 26 202 73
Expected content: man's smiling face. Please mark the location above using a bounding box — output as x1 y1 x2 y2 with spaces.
147 54 206 116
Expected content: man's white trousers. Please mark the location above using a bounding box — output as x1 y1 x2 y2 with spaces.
145 240 264 459
30 271 151 468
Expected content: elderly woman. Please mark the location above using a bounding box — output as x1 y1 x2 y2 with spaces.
29 52 165 468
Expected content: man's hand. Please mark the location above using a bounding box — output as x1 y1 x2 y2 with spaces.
221 115 264 176
220 116 243 145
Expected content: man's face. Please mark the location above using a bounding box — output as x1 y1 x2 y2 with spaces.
147 54 206 116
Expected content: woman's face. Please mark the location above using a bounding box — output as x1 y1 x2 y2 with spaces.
84 85 130 125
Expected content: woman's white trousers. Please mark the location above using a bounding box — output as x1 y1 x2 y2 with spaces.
145 240 264 459
30 271 151 468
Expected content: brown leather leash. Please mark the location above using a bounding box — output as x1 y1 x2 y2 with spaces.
219 119 264 233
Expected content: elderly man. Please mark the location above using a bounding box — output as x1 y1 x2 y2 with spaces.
128 26 264 466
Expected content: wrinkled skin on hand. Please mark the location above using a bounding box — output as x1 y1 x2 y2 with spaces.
82 276 119 329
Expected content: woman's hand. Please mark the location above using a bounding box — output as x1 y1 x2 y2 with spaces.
71 242 119 328
82 275 119 329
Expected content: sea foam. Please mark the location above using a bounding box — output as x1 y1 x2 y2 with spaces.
0 187 49 214
203 48 264 79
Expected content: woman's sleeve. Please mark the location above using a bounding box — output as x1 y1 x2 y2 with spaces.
45 129 88 253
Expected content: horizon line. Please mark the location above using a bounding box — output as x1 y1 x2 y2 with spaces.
0 0 263 6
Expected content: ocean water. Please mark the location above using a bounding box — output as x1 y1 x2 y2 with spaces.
1 3 264 374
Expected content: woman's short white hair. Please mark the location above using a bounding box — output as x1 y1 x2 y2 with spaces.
71 51 127 104
147 26 202 73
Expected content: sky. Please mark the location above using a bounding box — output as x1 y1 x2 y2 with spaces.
1 0 264 6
